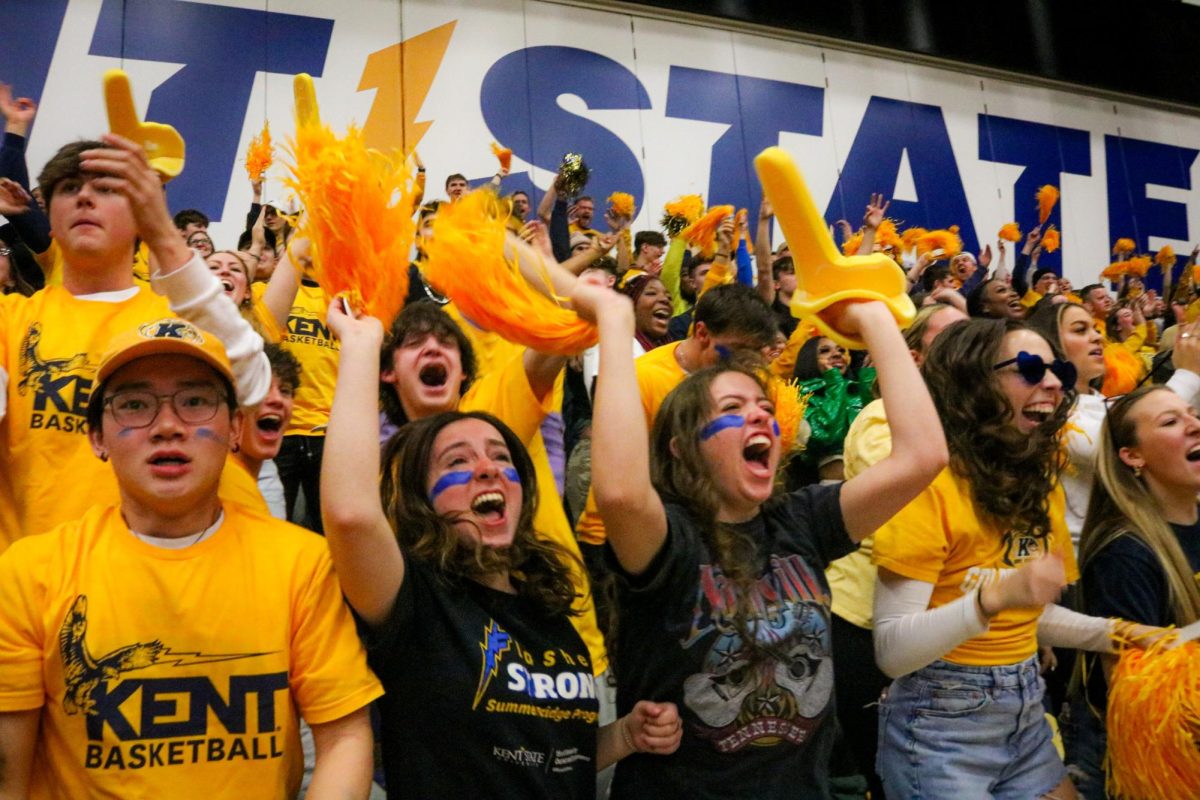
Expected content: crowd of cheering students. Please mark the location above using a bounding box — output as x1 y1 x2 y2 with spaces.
0 80 1197 800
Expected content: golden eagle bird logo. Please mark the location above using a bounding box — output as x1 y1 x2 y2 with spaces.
59 595 164 716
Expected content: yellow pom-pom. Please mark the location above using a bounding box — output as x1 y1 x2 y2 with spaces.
422 190 597 355
607 191 635 219
900 227 928 250
1036 185 1059 224
1106 629 1200 800
245 121 273 182
1041 228 1061 253
283 121 418 328
875 219 903 254
661 194 705 237
1113 237 1137 255
998 222 1022 242
490 142 512 173
1102 261 1130 280
680 205 735 258
915 228 963 259
1155 246 1177 268
767 376 811 455
1127 256 1151 277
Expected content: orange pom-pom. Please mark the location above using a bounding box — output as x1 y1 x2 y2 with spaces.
1041 228 1060 253
915 229 963 259
767 376 811 455
1102 261 1130 280
998 222 1022 242
661 194 705 237
490 142 512 173
680 205 735 258
607 191 635 219
841 229 864 257
875 219 903 255
422 190 597 355
283 121 418 328
1155 245 1177 268
900 227 928 250
1128 256 1151 277
1106 628 1200 800
1036 185 1059 225
245 121 273 182
1113 237 1136 255
1101 342 1144 395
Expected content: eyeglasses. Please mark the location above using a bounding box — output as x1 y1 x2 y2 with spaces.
104 386 227 428
993 351 1076 387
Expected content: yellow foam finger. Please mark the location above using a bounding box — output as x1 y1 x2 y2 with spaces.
293 73 320 129
102 69 185 179
754 147 914 349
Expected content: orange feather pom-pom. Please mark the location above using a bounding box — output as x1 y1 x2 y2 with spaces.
1040 228 1060 253
1101 342 1143 396
1102 261 1130 280
1155 245 1177 268
245 121 273 182
490 142 512 173
1113 237 1136 255
915 229 963 259
767 376 811 456
422 190 597 355
841 229 864 257
900 227 928 251
1036 185 1059 225
680 205 735 258
875 219 903 255
661 194 705 237
283 121 418 328
607 192 635 219
998 222 1022 242
1128 256 1151 277
1106 627 1200 800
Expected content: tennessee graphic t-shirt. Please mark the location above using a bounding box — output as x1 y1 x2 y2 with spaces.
368 556 598 799
0 503 382 800
608 484 855 800
280 281 338 436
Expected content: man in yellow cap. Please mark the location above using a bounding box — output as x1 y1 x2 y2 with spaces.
0 319 381 799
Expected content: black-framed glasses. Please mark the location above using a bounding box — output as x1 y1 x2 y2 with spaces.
993 351 1077 388
104 386 226 429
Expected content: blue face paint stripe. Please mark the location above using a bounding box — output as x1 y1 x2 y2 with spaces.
700 414 746 441
502 467 520 483
772 419 780 437
429 470 473 501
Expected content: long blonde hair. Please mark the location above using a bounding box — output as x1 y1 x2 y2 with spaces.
1080 386 1200 625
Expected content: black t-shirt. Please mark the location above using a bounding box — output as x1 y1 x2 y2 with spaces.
1082 517 1200 710
608 484 854 800
772 297 799 339
368 556 598 798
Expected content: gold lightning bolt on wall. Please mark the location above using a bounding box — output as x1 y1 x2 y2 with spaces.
357 21 456 155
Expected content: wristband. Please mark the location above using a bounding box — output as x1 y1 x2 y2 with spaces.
620 715 638 753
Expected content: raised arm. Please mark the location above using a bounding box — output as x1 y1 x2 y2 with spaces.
321 303 406 628
755 198 775 303
856 193 889 256
260 236 304 332
837 302 947 541
584 279 668 574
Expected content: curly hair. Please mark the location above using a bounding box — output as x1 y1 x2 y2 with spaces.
649 356 781 661
379 410 579 617
378 303 477 427
920 318 1073 540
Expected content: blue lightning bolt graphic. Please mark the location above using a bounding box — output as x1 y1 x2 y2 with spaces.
472 621 511 710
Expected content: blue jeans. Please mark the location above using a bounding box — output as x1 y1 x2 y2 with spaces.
877 656 1066 799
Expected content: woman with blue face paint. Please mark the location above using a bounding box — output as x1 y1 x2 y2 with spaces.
320 300 682 799
588 282 948 799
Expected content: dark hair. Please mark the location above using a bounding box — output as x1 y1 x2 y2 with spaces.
921 318 1073 540
575 195 593 204
771 255 794 282
920 263 952 293
1031 268 1057 287
586 255 618 277
510 191 529 201
87 365 236 433
264 343 302 394
380 303 477 426
1078 284 1106 304
692 283 779 348
173 209 210 231
634 230 667 253
380 410 579 617
38 140 105 204
793 336 846 381
965 279 996 318
444 173 467 190
650 358 776 659
237 228 277 252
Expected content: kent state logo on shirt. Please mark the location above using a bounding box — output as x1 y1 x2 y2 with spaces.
285 307 339 351
1000 529 1051 568
58 595 288 771
17 323 94 434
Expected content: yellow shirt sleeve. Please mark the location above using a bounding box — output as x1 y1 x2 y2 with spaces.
841 398 892 480
460 350 553 446
871 473 950 584
0 536 49 710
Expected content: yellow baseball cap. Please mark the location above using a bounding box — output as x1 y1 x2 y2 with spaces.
96 318 234 386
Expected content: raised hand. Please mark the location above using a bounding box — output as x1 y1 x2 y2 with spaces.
835 219 854 242
0 177 32 216
0 83 37 135
981 553 1066 616
979 244 993 269
623 701 683 756
716 215 735 251
863 192 889 229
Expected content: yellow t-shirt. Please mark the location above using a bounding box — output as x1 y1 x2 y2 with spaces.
280 282 338 436
872 468 1079 666
37 241 151 286
461 352 608 675
248 282 284 344
222 459 271 516
575 341 686 547
0 287 266 551
826 398 891 629
0 503 382 800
